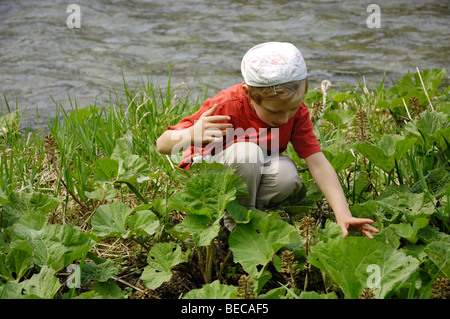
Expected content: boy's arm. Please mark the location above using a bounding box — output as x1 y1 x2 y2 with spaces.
156 127 193 155
305 152 379 238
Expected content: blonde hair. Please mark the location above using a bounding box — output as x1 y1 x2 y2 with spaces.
247 79 308 104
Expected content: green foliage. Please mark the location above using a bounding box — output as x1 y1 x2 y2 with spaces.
141 243 186 290
91 202 159 239
356 135 417 174
423 241 450 278
410 167 450 198
169 162 248 246
229 212 297 281
183 280 238 299
169 162 247 219
0 191 61 228
309 237 420 299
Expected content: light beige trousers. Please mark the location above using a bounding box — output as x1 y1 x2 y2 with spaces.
200 142 302 210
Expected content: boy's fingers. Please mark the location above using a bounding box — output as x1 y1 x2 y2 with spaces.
199 105 232 123
210 123 233 130
365 224 379 233
206 115 232 123
340 225 349 237
205 128 224 137
362 230 374 238
354 218 374 225
200 104 219 118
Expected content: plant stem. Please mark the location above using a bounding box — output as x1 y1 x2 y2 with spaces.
204 241 216 284
218 250 232 283
130 235 151 251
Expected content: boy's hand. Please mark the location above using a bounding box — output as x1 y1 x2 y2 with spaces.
191 104 233 144
336 215 379 238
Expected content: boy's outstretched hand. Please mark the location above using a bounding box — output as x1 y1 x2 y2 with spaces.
336 215 379 238
305 152 379 239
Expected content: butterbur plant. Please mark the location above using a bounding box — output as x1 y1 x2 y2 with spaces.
237 274 255 299
432 276 450 299
408 96 423 119
355 107 371 144
168 162 249 284
297 214 316 291
358 288 375 299
280 250 301 289
297 214 316 258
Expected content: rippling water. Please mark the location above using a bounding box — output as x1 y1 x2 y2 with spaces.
0 0 448 128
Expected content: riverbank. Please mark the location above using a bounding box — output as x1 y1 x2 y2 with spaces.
2 1 449 129
0 68 449 299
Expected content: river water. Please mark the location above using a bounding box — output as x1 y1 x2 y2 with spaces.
0 0 448 128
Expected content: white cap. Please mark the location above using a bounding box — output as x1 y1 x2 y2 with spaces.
241 42 307 87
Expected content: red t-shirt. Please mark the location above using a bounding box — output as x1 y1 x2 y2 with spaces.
167 83 321 169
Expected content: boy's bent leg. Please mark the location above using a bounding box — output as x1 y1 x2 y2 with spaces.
256 155 302 209
210 142 264 210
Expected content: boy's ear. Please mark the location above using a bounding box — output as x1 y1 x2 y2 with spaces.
242 83 250 96
304 78 309 95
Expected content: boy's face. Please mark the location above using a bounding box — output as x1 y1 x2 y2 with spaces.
244 85 304 127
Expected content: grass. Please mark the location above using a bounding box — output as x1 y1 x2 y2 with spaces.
1 71 198 221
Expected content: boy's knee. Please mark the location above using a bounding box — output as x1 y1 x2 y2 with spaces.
276 164 302 195
232 142 264 165
257 156 302 208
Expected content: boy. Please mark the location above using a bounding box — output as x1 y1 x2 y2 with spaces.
156 42 378 238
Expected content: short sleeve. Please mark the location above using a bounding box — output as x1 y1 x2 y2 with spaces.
290 104 322 159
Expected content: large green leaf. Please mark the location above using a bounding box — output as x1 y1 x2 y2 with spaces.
91 202 160 239
410 167 450 198
0 281 23 299
68 105 100 125
169 163 248 246
20 266 61 299
324 109 355 127
127 210 160 237
92 137 151 188
81 260 119 285
423 241 450 278
120 154 151 183
415 68 447 98
377 192 435 223
309 237 419 299
0 191 61 228
91 202 133 238
228 212 297 279
93 158 119 184
356 135 416 173
179 215 222 247
169 163 246 220
322 145 355 173
386 68 446 110
141 243 186 290
389 218 428 244
183 280 237 299
85 184 118 202
12 216 94 271
111 137 151 183
0 241 34 282
417 226 450 245
225 199 250 224
405 111 450 150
